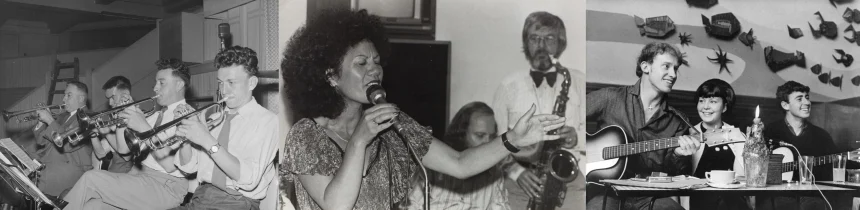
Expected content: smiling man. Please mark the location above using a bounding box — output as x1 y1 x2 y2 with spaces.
585 42 699 210
758 81 844 210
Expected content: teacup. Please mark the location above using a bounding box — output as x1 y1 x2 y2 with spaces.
706 170 736 185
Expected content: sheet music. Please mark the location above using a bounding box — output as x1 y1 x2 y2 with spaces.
0 155 57 209
0 138 41 175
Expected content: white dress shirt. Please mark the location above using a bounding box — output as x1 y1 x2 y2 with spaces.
175 98 279 199
491 67 586 180
141 99 188 178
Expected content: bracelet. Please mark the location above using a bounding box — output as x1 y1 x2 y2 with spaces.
501 132 520 153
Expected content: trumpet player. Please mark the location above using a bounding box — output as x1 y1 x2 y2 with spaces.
88 76 135 173
62 58 192 209
172 46 278 209
34 81 95 198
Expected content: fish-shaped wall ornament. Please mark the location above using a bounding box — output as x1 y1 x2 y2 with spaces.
811 64 822 75
788 25 804 39
831 74 843 89
820 71 831 83
703 13 742 39
738 28 756 49
687 0 718 9
834 49 854 67
765 46 806 72
852 75 860 86
810 11 839 39
831 0 854 8
635 15 676 38
845 7 860 23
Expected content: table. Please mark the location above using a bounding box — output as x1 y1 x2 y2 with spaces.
597 180 855 210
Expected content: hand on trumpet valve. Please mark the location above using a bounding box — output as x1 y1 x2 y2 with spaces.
119 106 150 132
36 109 54 124
176 112 213 147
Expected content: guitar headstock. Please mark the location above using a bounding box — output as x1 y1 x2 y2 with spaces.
701 127 745 147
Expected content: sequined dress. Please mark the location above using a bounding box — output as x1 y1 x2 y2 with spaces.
280 114 433 210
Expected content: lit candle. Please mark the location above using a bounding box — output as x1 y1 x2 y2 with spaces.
754 105 761 124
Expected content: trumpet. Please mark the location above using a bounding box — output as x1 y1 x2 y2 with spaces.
78 95 159 129
125 96 231 159
2 104 66 123
47 125 93 147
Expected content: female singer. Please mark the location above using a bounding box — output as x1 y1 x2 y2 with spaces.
401 102 511 210
280 9 565 210
689 78 750 210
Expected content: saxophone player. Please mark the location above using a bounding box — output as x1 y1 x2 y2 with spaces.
34 81 94 198
490 11 584 209
62 58 192 209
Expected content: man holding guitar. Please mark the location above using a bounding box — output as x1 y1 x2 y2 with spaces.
757 81 850 210
585 42 699 210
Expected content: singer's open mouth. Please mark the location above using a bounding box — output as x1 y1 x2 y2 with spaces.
366 80 381 87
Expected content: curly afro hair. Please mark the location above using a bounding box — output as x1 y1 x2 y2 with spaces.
281 8 390 119
215 46 259 76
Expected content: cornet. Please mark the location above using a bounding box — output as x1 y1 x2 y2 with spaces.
2 104 66 123
124 96 231 159
78 95 159 129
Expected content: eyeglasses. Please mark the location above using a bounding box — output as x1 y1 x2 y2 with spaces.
528 35 558 45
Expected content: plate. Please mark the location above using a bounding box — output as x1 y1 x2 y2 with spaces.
707 182 745 189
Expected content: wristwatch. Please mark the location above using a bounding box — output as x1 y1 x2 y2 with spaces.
207 143 221 155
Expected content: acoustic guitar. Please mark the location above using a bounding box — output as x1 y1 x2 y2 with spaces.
585 125 744 182
772 147 855 181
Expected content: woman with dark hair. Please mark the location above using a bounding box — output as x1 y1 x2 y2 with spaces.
280 9 565 210
689 78 750 210
402 102 511 210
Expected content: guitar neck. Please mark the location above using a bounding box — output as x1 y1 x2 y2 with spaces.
782 153 843 172
603 136 684 160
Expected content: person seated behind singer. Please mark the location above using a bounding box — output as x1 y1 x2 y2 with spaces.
280 8 566 210
688 79 750 210
89 76 135 173
34 81 94 198
756 81 851 210
401 102 511 210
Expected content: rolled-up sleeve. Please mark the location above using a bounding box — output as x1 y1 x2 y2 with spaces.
175 144 199 174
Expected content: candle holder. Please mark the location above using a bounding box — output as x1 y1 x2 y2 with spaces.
743 106 770 188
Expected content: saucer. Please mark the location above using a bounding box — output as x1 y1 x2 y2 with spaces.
707 182 745 189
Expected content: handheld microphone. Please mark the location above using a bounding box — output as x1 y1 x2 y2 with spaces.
365 81 429 210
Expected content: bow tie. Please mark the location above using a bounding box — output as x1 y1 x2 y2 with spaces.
530 71 557 87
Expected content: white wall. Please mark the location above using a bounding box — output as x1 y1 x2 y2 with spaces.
438 0 586 121
278 0 306 159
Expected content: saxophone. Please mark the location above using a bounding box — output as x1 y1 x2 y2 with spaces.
527 57 580 210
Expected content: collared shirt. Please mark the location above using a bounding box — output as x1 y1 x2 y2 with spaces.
784 118 808 136
175 98 279 199
764 119 838 181
141 99 188 178
585 79 692 177
491 67 585 180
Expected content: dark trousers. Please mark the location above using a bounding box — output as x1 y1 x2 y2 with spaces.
586 195 684 210
690 195 752 210
756 194 852 210
171 183 261 210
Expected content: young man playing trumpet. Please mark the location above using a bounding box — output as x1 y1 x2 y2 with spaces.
62 58 192 209
34 81 94 198
89 76 135 173
172 46 278 209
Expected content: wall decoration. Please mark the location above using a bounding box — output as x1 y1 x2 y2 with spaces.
738 28 756 49
812 64 823 74
810 11 839 39
687 0 718 9
680 32 693 46
702 12 742 39
844 7 860 23
635 15 676 38
765 46 806 72
846 25 858 44
834 49 854 67
788 25 805 38
709 45 734 75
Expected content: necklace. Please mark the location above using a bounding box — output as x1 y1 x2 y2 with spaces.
324 127 350 143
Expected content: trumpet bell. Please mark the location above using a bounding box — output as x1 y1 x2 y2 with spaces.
549 150 578 182
123 129 146 159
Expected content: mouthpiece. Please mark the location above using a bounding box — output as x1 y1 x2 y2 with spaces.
217 95 233 103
